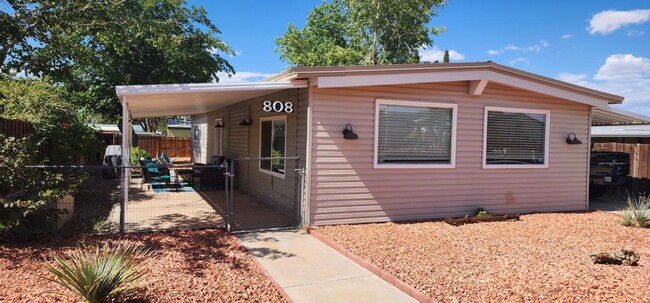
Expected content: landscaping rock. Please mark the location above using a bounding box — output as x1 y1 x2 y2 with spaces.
590 249 640 266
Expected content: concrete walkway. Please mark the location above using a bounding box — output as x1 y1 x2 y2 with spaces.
237 230 418 303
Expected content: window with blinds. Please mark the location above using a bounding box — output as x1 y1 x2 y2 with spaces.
484 108 548 166
375 100 455 167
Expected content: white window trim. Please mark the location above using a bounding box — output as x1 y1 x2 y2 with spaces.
259 115 287 179
373 99 457 169
482 106 550 169
214 118 223 157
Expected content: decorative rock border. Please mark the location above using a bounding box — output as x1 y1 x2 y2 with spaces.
305 227 435 303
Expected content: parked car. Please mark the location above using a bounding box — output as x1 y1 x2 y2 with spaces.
589 151 630 198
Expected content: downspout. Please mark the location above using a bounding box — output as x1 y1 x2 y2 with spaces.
586 106 593 210
304 81 315 226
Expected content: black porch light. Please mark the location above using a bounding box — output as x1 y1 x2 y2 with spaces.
239 117 252 126
214 120 225 128
342 123 359 140
565 133 582 145
239 105 253 126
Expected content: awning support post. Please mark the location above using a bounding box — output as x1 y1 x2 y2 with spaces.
120 97 131 234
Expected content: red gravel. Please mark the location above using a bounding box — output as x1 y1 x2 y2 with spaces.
315 212 650 303
0 229 286 303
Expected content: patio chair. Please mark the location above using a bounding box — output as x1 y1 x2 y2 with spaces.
139 158 172 191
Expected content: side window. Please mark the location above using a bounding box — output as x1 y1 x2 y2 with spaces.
483 107 550 168
374 99 457 168
259 116 287 177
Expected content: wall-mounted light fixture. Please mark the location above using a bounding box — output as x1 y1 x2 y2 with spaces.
239 117 252 126
239 105 253 126
342 123 359 140
566 133 582 145
214 120 225 128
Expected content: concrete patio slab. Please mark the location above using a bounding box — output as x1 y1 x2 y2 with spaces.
237 230 418 303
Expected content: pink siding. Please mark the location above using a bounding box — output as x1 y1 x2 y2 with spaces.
309 81 591 225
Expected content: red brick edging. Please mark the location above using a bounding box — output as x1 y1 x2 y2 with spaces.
236 238 294 303
305 227 434 303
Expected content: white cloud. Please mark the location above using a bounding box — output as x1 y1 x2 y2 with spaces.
594 54 650 80
419 46 465 62
588 9 650 35
557 54 650 115
487 40 549 55
508 57 530 66
628 29 645 37
561 34 574 39
215 71 276 83
557 72 587 83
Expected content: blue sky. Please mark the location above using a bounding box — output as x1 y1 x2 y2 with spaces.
191 1 650 114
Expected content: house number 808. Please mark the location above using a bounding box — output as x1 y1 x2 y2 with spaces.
263 101 293 113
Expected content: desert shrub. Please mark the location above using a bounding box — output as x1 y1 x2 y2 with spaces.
619 194 650 228
473 207 491 217
45 243 150 303
130 147 150 166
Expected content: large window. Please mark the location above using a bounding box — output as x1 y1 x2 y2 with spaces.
259 116 286 177
374 99 456 168
483 107 550 168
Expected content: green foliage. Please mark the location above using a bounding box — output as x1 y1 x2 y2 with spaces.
275 0 446 66
619 194 650 228
473 207 491 217
0 134 84 239
443 50 450 63
2 0 235 122
0 78 100 164
45 243 150 303
130 147 150 166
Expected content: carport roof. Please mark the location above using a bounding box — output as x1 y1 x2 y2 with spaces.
116 81 308 118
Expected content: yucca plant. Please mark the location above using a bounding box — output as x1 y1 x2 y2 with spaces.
44 243 150 303
619 193 650 228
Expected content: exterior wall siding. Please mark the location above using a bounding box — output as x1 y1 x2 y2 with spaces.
201 88 309 217
309 82 591 225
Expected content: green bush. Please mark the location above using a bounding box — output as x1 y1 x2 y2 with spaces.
0 134 85 240
45 243 150 303
130 147 150 166
619 194 650 228
473 207 491 217
0 78 100 165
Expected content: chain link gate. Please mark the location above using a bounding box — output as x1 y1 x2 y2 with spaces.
223 157 304 232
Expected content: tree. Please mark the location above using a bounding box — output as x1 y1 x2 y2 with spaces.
443 49 450 63
276 0 446 66
1 1 235 130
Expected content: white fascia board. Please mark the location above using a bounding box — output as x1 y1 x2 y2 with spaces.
485 72 610 108
316 70 611 108
317 70 489 89
116 80 309 97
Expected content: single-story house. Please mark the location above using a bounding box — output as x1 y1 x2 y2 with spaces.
115 62 649 227
90 123 162 146
167 124 192 138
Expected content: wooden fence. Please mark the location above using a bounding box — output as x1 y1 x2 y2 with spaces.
593 142 650 179
0 117 51 160
137 137 191 158
0 118 33 138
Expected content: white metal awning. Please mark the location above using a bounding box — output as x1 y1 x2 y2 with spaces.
116 80 309 118
592 106 650 126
